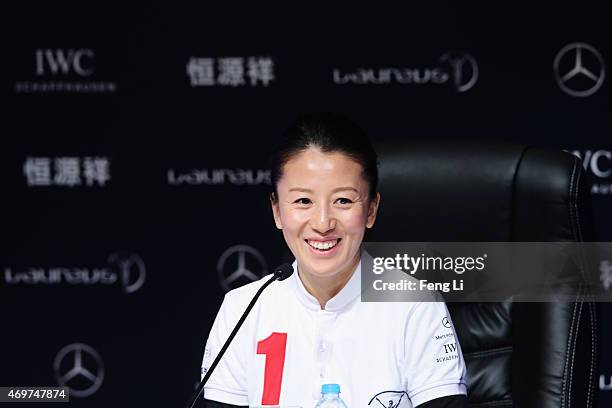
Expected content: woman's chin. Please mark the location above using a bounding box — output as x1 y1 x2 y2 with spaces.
298 257 355 281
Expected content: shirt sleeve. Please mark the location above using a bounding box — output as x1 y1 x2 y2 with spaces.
202 292 250 406
415 395 467 408
403 302 467 407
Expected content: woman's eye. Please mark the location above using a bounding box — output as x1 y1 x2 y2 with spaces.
336 197 353 205
294 198 312 205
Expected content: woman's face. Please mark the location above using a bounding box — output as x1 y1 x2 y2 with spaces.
271 147 380 281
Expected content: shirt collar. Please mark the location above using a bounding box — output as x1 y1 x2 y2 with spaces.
290 254 362 312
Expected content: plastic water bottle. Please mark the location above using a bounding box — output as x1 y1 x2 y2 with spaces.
314 384 348 408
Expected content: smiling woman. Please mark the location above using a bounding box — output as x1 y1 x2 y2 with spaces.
269 118 380 308
201 113 468 408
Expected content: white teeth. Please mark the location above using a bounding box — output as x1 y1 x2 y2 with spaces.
308 239 339 250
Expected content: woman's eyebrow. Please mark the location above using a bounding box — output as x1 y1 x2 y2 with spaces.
332 187 359 193
288 187 359 193
288 187 313 193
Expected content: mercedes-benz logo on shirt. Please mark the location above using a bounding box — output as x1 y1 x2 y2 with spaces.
53 343 104 398
554 42 605 97
442 317 452 328
217 245 268 291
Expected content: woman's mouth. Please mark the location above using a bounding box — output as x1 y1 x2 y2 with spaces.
305 238 342 254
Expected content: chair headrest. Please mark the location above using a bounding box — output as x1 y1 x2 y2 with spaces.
368 139 594 242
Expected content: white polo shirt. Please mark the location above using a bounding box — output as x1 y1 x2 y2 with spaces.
202 255 467 408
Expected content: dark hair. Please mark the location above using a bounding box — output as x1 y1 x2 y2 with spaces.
270 112 378 202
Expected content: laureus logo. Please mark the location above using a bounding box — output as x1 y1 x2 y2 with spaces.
332 51 478 92
3 252 146 293
439 52 478 92
107 252 147 294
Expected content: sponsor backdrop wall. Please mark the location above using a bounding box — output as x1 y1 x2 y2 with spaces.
3 3 612 407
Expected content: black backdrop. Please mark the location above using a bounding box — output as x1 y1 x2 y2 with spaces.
2 3 612 407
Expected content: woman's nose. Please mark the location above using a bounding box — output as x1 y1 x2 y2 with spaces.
310 204 336 234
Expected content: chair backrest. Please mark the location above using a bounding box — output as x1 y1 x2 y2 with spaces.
368 139 599 407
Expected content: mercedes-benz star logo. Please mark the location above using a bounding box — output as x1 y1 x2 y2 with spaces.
217 245 268 291
54 343 104 398
442 316 452 328
554 42 605 97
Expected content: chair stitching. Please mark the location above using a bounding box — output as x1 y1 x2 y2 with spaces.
587 302 596 408
570 156 593 408
563 159 577 408
574 163 584 242
568 159 578 241
561 299 578 408
568 300 583 408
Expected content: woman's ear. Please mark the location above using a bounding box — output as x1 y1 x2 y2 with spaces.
366 192 381 229
270 193 283 230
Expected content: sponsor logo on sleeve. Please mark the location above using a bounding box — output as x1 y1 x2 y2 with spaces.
368 391 409 408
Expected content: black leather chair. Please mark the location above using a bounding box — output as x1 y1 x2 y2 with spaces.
368 140 599 408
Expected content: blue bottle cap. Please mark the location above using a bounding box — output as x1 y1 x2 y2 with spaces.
321 384 340 394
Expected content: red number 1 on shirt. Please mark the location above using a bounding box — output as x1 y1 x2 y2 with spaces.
256 332 287 405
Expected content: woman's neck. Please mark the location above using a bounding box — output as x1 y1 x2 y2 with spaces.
298 255 360 309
